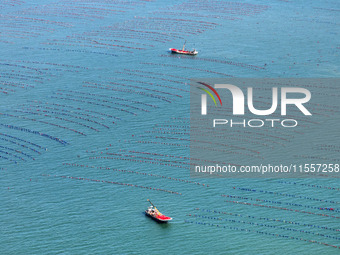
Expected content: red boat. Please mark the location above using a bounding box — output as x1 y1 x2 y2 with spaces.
145 199 172 223
169 41 198 55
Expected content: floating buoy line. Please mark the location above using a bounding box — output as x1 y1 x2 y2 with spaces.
42 174 182 195
62 162 208 187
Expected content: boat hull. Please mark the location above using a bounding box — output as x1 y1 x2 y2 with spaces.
169 48 198 55
145 211 172 223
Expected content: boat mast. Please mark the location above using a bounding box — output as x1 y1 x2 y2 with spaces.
148 199 160 212
182 41 186 51
147 199 156 208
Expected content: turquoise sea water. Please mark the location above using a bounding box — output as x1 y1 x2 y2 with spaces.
0 0 339 254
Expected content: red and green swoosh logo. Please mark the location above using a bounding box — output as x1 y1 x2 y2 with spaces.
197 82 222 106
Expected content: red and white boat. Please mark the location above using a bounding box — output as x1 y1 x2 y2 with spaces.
145 199 172 223
169 42 198 55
